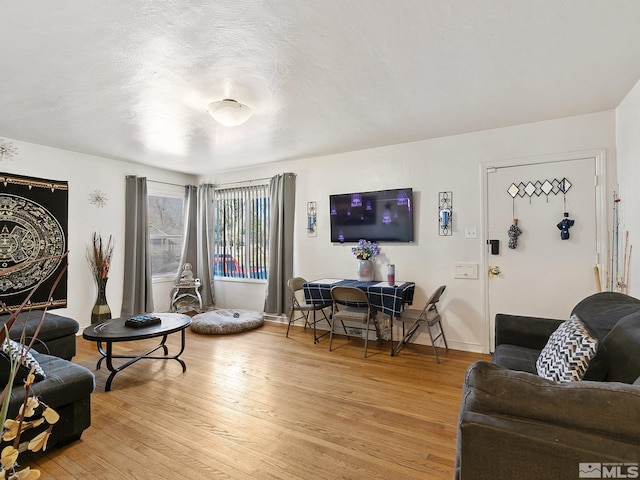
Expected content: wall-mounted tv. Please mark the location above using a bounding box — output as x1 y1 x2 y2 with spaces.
329 188 414 243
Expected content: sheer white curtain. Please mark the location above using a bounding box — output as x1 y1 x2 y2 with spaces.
121 175 154 316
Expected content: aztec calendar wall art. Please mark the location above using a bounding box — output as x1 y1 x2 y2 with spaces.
0 173 68 311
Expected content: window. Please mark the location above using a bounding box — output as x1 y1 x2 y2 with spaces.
148 184 185 278
214 184 269 279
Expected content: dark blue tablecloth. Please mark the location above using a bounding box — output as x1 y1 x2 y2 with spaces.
303 279 415 317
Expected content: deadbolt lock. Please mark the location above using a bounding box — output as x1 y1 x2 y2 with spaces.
489 266 501 278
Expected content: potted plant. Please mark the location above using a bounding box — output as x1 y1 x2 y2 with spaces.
351 239 380 281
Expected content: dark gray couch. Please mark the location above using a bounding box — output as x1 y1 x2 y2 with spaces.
2 311 79 360
1 311 95 451
455 292 640 480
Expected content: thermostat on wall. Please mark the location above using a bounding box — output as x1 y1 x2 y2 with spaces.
453 262 478 279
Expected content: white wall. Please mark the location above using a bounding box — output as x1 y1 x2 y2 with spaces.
1 139 195 330
3 110 616 350
202 110 617 353
616 78 640 298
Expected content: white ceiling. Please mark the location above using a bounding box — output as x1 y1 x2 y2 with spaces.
1 1 640 175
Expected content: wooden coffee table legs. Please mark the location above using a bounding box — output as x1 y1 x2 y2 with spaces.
94 329 188 391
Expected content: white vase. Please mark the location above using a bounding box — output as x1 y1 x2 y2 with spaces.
357 259 374 282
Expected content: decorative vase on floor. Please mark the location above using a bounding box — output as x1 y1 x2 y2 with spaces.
357 259 374 282
91 277 112 324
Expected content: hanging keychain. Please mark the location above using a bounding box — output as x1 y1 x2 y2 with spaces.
557 189 574 240
557 212 574 240
508 219 522 249
507 197 522 249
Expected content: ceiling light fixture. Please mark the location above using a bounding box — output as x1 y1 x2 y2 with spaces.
206 99 252 127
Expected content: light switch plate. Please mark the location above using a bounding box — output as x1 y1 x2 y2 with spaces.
464 227 477 239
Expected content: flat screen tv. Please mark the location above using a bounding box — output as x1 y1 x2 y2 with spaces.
329 188 414 243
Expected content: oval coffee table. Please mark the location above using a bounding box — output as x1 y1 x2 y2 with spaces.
82 313 191 391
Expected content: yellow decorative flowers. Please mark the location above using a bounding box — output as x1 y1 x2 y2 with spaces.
0 365 58 479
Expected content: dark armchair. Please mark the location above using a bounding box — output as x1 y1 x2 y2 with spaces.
455 292 640 480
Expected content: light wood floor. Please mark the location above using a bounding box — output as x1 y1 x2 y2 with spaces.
30 322 488 480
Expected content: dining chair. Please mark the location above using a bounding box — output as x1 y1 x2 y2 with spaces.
286 277 332 344
393 285 448 362
329 286 380 358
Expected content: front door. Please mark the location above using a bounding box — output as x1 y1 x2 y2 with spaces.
485 152 606 350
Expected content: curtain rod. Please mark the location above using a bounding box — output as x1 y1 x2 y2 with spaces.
214 176 272 187
147 179 188 188
149 173 288 188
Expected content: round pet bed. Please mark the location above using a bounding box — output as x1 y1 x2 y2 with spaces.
190 309 264 335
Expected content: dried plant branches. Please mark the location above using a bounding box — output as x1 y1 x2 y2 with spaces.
86 233 113 282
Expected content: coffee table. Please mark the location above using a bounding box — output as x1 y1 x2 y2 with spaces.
82 313 191 391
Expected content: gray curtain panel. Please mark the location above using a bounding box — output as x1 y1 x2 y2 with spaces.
264 172 296 315
121 176 154 316
197 184 215 306
176 185 198 282
176 184 215 307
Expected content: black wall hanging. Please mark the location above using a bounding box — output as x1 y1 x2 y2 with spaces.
0 173 68 311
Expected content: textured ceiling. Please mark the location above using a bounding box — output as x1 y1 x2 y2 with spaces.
1 1 640 175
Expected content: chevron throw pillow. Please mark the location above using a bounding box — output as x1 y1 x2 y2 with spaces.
536 314 598 383
0 338 47 385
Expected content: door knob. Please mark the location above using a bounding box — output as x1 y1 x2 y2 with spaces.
489 266 501 277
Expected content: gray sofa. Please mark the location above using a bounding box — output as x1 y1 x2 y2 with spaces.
1 311 95 451
455 292 640 480
2 311 80 360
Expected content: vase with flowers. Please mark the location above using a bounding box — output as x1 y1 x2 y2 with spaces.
87 233 114 324
351 239 380 282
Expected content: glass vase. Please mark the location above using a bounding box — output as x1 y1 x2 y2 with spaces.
91 277 112 324
356 259 374 282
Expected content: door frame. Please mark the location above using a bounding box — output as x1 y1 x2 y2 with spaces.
480 149 607 353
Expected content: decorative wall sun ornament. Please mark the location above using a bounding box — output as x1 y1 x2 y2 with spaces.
0 138 18 161
89 189 108 207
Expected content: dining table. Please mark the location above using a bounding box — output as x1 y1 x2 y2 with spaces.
302 278 416 355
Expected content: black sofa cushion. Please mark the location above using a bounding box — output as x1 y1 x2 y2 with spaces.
8 352 94 413
494 314 563 351
1 311 79 342
572 291 640 340
492 344 540 374
602 311 640 383
456 361 640 480
0 311 79 359
461 361 640 445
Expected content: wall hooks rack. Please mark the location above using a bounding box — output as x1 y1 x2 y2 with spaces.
507 177 572 199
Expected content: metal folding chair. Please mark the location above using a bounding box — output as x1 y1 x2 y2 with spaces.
393 285 448 362
329 286 380 358
286 277 332 343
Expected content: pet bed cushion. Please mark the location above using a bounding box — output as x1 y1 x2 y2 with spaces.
190 309 264 335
